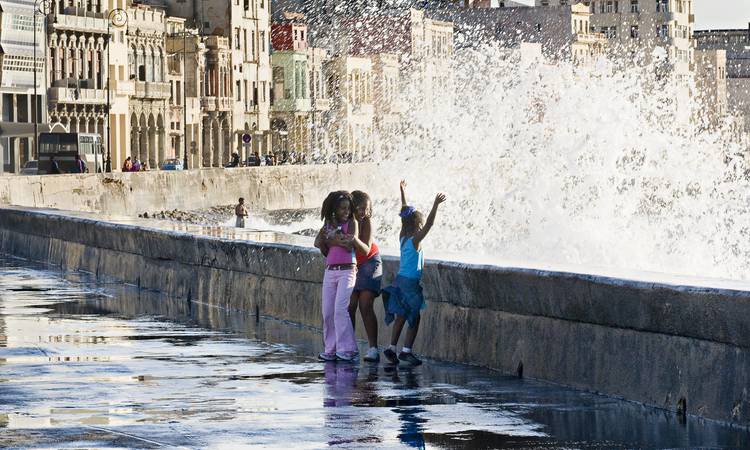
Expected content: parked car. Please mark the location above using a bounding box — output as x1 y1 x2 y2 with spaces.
160 158 183 171
21 160 38 175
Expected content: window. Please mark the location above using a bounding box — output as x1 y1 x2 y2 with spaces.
656 0 668 13
630 25 639 38
630 0 639 12
602 26 617 39
260 31 266 53
657 23 669 38
604 0 618 13
236 81 241 100
234 28 241 49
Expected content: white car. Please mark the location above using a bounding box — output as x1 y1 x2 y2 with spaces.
21 160 38 175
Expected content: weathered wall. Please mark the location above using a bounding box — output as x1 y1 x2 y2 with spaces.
1 207 749 426
0 165 399 216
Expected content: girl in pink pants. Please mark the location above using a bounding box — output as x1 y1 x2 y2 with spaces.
314 191 370 362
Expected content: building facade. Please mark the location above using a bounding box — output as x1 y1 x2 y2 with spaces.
325 55 373 162
527 0 694 78
270 15 330 161
0 0 46 173
159 0 273 161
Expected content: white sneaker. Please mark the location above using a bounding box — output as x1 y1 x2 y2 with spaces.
363 347 380 362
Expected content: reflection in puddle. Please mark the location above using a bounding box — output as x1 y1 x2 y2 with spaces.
0 255 747 449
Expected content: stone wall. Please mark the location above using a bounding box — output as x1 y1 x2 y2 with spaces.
1 207 749 426
0 165 399 216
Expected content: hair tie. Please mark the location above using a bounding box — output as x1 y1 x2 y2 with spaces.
400 206 416 218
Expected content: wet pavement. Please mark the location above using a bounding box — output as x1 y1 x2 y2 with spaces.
0 255 748 449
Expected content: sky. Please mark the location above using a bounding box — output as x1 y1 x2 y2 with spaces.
507 0 750 31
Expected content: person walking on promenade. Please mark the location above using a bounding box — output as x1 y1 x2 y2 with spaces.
49 156 61 174
235 198 249 228
314 191 369 362
382 180 446 366
73 154 87 174
348 190 383 363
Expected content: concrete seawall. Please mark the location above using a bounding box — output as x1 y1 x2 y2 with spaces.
1 207 749 426
0 165 399 216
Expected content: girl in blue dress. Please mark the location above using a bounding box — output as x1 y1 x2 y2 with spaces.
382 180 446 366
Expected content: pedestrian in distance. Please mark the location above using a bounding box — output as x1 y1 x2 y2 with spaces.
314 191 370 362
49 156 61 175
348 190 383 363
132 158 141 172
122 156 132 172
382 180 447 366
235 197 248 228
73 154 87 174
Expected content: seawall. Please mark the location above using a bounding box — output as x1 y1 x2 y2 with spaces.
0 165 398 216
1 207 749 426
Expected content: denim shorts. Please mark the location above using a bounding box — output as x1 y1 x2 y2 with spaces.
353 253 382 296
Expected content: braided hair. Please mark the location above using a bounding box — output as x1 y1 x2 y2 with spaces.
320 190 353 224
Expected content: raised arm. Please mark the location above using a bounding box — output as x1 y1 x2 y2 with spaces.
412 193 446 250
400 180 408 209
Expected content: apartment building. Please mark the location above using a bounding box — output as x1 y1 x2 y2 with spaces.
270 15 330 159
127 3 170 170
0 0 46 173
159 0 273 160
46 0 111 168
693 48 727 128
695 28 750 132
529 0 694 77
435 4 606 63
325 55 373 162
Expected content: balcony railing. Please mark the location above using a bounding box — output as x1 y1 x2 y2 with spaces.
48 87 106 104
53 13 107 33
134 81 171 99
201 96 217 111
575 32 607 44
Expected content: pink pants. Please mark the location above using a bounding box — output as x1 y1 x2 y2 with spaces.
322 268 357 354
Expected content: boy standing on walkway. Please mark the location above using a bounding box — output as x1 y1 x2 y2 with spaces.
235 198 249 228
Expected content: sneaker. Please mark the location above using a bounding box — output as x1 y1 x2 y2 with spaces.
383 348 399 365
335 351 359 361
363 347 380 363
318 352 337 362
398 351 422 366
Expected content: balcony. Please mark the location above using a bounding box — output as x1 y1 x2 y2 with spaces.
272 98 312 112
53 13 107 33
133 81 171 99
575 32 607 45
201 96 216 111
314 98 330 111
111 79 134 96
48 87 106 105
217 97 231 110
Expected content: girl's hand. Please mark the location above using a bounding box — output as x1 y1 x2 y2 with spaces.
434 193 447 205
400 180 407 190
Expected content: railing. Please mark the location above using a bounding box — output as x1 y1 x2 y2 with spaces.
201 96 216 111
134 81 171 99
48 87 106 104
217 97 232 110
575 32 607 44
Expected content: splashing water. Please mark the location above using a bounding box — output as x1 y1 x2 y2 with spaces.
360 44 750 282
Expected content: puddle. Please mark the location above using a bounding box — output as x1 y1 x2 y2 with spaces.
0 254 747 449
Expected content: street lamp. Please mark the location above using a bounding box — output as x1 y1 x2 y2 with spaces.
105 8 128 173
32 0 50 161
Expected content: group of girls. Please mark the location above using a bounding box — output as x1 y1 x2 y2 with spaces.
314 181 446 366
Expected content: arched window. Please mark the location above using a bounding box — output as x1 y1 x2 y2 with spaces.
136 46 145 81
128 46 136 80
154 49 163 82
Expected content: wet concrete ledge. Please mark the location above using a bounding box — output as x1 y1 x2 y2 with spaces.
1 207 749 426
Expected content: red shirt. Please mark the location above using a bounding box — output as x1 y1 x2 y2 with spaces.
356 241 379 265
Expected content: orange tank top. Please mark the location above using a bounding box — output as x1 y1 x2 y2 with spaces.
356 241 379 265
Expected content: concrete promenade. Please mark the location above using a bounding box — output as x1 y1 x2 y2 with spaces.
1 206 749 427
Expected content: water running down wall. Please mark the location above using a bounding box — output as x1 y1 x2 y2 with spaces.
1 207 748 427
